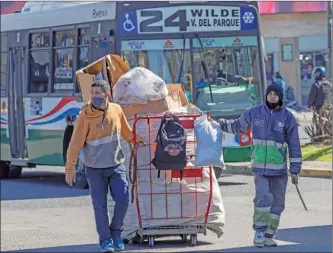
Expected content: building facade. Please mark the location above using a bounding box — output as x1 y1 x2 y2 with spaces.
1 1 330 107
260 2 329 107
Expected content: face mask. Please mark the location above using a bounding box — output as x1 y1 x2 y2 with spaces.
91 96 105 108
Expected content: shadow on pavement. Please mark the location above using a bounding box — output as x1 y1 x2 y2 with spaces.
1 170 89 201
6 226 331 252
5 239 213 252
4 244 98 253
202 225 333 252
218 181 248 187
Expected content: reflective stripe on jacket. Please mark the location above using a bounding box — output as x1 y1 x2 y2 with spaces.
219 104 302 176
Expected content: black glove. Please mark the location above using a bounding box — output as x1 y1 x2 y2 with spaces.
291 173 299 185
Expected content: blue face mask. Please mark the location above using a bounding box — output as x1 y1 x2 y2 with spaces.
91 96 105 108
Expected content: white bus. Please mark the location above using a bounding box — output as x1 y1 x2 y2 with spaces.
0 1 267 185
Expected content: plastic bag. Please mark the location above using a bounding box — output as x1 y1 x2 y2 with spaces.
113 67 168 106
194 115 225 168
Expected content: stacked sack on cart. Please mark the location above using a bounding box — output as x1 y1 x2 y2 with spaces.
76 56 225 242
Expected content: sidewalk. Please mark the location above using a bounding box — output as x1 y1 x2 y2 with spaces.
224 161 332 178
296 111 312 123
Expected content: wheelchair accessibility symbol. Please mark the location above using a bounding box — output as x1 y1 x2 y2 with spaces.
123 13 135 32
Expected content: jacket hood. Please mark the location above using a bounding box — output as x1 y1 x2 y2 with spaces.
266 82 284 100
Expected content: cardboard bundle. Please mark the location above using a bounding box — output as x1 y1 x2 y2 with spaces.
121 84 189 118
75 54 188 114
75 54 130 103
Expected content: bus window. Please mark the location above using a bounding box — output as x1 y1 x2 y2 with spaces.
77 28 90 93
78 28 90 69
193 36 261 118
0 52 6 96
52 30 75 93
28 32 50 93
121 39 192 100
1 34 7 96
92 37 111 61
122 50 148 69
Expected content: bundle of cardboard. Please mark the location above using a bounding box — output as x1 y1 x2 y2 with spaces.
76 54 188 117
75 54 129 103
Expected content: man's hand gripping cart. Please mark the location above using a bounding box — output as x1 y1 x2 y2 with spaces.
130 113 214 248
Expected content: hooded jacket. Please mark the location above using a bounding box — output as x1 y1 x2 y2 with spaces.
219 87 302 176
307 80 332 109
65 102 136 174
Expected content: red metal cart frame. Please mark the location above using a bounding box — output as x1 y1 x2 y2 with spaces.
131 113 214 247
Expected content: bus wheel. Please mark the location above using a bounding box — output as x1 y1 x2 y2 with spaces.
9 165 22 179
0 161 9 180
213 167 223 179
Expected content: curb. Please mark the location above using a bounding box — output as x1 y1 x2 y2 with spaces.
224 164 252 175
300 168 332 178
224 164 332 179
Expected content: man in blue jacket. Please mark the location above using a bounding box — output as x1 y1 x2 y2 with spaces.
219 83 302 248
307 66 332 136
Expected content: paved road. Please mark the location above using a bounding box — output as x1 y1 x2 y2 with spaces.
1 166 332 252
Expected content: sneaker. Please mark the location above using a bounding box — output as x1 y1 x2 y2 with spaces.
265 237 278 247
253 232 265 247
112 235 125 251
100 240 114 252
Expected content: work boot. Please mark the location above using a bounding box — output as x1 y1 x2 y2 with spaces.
253 232 265 247
265 237 278 247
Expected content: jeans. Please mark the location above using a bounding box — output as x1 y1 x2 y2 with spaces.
85 164 129 244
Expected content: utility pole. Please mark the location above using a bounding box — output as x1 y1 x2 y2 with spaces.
328 1 332 79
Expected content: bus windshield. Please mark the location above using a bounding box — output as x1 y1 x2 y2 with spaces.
121 35 261 119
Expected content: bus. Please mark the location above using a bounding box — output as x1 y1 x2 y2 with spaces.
116 1 267 170
0 1 266 185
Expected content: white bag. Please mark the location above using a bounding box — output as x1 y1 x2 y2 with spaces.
113 67 168 106
194 115 225 168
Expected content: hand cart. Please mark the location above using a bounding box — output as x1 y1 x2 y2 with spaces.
130 113 214 247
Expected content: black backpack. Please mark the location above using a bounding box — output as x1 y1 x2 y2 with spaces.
151 114 187 179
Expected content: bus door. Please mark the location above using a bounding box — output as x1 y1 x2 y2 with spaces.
8 47 27 164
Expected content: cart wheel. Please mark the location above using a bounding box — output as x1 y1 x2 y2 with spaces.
190 234 197 247
181 234 187 243
148 236 154 248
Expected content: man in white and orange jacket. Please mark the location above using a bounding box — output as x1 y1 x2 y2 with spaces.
65 80 144 252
